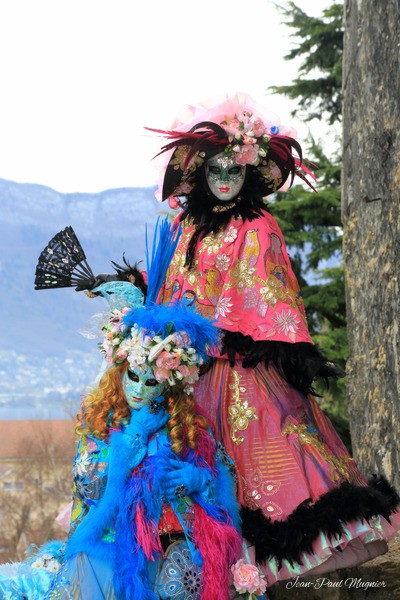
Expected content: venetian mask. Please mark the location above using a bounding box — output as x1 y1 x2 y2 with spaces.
122 364 164 410
205 152 246 201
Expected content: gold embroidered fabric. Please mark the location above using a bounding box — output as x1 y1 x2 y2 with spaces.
282 420 353 482
227 369 258 445
160 212 313 346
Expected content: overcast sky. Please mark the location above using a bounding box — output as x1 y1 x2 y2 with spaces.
0 0 334 193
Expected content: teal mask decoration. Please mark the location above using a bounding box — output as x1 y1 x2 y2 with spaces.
122 364 165 409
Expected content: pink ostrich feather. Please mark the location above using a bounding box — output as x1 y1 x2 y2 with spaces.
193 503 242 600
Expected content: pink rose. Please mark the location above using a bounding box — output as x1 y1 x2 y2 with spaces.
154 367 171 383
178 365 190 377
231 559 267 595
253 119 266 137
115 348 128 361
242 135 256 145
156 351 181 370
235 145 259 166
228 117 240 129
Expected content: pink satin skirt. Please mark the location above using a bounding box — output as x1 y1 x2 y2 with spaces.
194 360 400 584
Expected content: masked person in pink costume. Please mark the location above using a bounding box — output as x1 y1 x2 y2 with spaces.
78 93 400 588
142 93 400 585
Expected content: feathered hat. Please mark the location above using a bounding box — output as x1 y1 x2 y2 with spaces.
147 92 316 208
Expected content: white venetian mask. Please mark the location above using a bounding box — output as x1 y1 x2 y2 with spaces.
205 152 246 201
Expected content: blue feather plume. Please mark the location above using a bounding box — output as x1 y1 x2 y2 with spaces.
145 217 181 305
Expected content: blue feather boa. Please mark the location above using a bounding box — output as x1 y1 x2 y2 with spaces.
65 431 240 599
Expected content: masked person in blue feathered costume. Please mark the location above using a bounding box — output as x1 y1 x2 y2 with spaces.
0 220 244 600
53 294 243 600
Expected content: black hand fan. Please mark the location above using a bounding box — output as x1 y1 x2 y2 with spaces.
34 226 95 290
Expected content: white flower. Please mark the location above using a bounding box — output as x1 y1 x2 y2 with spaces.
272 309 300 336
224 226 238 243
142 334 153 347
32 558 45 569
127 350 147 367
73 450 92 477
41 554 52 561
185 370 199 384
46 560 60 573
215 297 233 318
216 254 230 271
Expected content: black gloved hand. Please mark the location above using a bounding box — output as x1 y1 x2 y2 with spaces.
75 273 118 292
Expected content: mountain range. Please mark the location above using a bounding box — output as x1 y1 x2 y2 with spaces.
0 177 163 419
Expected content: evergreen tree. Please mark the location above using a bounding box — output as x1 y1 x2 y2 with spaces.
270 2 343 124
268 2 349 445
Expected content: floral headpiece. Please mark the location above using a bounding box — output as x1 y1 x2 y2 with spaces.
99 304 217 394
147 92 316 207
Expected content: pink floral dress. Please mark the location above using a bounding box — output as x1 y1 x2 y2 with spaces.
160 210 400 585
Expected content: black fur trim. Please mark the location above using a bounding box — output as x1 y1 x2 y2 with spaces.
241 475 400 568
221 330 344 396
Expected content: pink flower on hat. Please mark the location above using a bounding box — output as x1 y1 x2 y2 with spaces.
253 119 266 137
156 351 181 370
234 144 259 166
154 367 171 383
115 348 128 361
226 116 240 129
231 559 267 595
177 364 190 377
